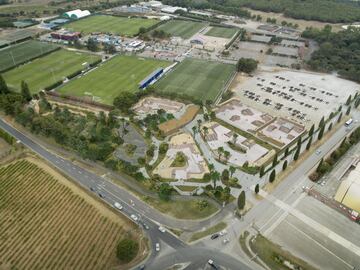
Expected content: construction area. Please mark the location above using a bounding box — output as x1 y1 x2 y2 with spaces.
153 133 209 180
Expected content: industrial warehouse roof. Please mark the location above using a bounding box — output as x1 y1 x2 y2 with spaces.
335 161 360 213
63 9 91 19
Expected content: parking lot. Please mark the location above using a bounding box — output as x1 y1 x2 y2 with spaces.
231 69 359 127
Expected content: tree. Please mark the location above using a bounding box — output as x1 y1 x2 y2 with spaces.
282 160 288 171
236 58 258 73
229 165 236 177
104 43 117 54
87 38 98 52
217 146 224 160
232 133 238 144
224 150 230 163
318 116 325 129
293 145 301 161
338 112 343 123
346 95 352 105
158 183 172 201
316 158 324 173
237 190 245 210
0 75 9 94
346 106 351 115
306 136 312 150
272 153 278 167
211 171 220 189
113 91 137 113
21 81 32 102
269 169 276 183
284 147 289 157
116 238 139 263
221 169 229 182
309 124 315 137
318 124 325 140
328 122 333 131
255 184 259 194
192 126 197 136
259 165 265 177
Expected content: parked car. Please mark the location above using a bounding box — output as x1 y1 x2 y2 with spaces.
90 187 95 192
142 222 149 230
98 193 104 198
208 259 218 269
131 214 139 221
211 233 220 240
219 229 228 236
158 226 166 233
222 238 230 245
155 243 160 252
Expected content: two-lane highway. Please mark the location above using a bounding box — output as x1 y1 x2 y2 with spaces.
0 118 254 270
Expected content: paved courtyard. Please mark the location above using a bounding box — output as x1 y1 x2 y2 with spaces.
215 98 274 133
202 122 273 167
153 133 209 180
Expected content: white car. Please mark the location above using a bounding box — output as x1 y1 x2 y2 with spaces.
219 229 228 236
131 214 139 221
158 226 166 233
114 202 123 210
316 150 321 155
155 243 160 252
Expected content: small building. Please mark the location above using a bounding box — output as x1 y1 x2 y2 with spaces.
139 68 164 89
63 9 91 20
51 30 81 41
161 6 187 14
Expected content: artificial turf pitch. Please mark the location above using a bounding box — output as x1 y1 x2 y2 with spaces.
155 58 236 102
0 40 59 72
205 26 238 39
65 15 158 36
155 20 207 39
3 49 100 93
58 55 170 105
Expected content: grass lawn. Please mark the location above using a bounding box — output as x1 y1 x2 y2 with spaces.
155 20 207 39
58 55 170 105
155 58 235 102
3 49 100 94
189 222 227 242
205 26 238 39
65 15 158 36
250 234 319 270
143 196 219 220
0 40 59 72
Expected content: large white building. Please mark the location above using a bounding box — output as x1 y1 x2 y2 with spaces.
335 161 360 213
63 9 91 19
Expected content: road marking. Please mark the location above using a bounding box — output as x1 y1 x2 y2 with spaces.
284 219 354 269
260 189 360 258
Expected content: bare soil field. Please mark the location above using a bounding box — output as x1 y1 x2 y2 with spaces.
0 157 147 270
245 8 343 32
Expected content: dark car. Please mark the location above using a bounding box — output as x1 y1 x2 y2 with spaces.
90 187 95 192
210 233 219 240
98 193 104 198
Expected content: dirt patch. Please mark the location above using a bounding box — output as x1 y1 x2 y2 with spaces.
245 8 343 32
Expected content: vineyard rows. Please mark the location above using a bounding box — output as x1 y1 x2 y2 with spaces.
0 160 128 270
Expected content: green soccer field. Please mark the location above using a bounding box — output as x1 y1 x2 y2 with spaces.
0 40 59 72
65 15 158 36
204 26 238 39
58 55 170 105
155 20 207 39
155 58 235 102
3 49 100 93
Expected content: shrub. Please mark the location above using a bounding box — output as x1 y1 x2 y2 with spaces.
116 238 139 263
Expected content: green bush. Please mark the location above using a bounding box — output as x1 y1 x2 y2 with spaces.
116 238 139 263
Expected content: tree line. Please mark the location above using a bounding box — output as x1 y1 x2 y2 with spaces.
162 0 360 23
302 26 360 83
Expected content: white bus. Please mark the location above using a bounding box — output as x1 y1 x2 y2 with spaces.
345 118 353 126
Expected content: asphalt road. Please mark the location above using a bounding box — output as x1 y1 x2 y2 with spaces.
0 118 253 270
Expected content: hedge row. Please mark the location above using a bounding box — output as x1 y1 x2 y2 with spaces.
225 29 243 49
0 128 15 145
